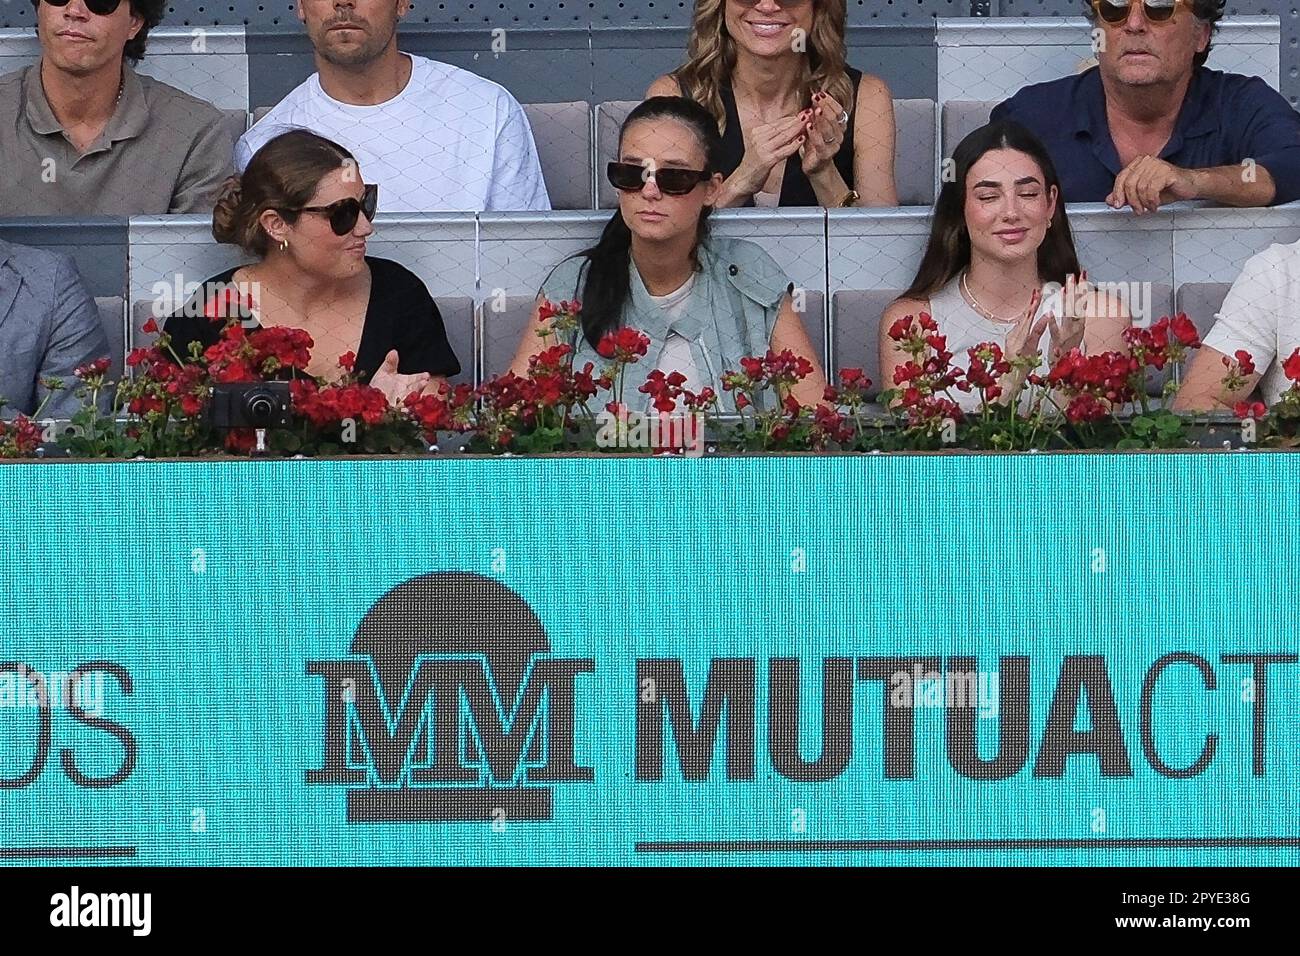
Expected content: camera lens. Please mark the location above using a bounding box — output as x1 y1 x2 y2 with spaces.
243 388 279 426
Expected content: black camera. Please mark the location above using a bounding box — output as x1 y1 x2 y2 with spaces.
206 383 292 429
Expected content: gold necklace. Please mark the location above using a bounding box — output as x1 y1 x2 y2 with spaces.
960 271 1030 324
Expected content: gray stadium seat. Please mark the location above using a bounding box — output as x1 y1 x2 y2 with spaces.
941 100 998 160
437 296 474 385
595 101 639 209
597 98 936 208
1175 282 1232 342
481 296 538 381
831 289 899 400
892 99 936 206
251 105 273 126
522 102 594 210
132 297 474 385
94 297 126 383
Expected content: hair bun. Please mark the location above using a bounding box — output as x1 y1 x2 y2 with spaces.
211 175 245 245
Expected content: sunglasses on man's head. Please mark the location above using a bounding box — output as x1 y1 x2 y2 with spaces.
1092 0 1188 25
294 183 378 236
607 162 712 196
42 0 124 16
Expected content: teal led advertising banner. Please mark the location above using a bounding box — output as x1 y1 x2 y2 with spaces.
0 455 1297 866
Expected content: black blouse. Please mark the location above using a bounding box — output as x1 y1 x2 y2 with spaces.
718 66 862 207
163 256 461 383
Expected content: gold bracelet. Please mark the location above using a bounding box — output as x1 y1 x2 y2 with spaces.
838 189 860 208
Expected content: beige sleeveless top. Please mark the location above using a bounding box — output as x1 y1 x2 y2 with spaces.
928 275 1064 413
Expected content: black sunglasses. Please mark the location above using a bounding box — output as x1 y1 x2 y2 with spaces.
607 161 712 196
43 0 124 15
294 183 378 236
1092 0 1186 25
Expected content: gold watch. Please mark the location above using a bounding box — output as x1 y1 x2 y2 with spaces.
838 189 860 208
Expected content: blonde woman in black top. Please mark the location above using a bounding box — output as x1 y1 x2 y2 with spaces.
647 0 897 209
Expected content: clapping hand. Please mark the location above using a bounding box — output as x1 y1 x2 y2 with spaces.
1004 288 1051 365
1047 271 1090 366
734 114 808 196
799 90 848 178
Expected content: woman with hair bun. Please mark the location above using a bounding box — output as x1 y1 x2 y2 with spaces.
647 0 897 209
165 129 459 402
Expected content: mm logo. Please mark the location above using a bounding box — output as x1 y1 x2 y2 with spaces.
306 572 593 822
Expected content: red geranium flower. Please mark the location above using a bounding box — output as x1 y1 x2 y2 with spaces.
887 316 913 341
74 357 111 379
1230 349 1256 376
1169 312 1200 348
1283 348 1300 383
595 327 650 361
839 367 870 390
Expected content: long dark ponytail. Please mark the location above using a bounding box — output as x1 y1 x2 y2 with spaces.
902 120 1081 302
571 96 725 348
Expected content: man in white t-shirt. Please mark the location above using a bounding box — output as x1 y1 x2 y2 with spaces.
1174 241 1300 412
236 0 550 213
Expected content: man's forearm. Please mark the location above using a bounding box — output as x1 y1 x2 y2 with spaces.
1188 164 1277 207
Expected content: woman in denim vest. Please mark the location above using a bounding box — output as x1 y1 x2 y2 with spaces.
509 96 826 411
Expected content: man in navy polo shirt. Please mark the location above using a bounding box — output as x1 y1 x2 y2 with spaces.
990 0 1300 212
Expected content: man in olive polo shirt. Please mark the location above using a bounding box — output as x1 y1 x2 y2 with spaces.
0 0 234 215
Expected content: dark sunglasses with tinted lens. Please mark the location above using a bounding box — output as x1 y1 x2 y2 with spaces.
42 0 124 14
1092 0 1185 25
296 183 378 236
607 162 712 196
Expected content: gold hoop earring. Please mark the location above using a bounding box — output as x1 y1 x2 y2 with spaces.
279 238 289 251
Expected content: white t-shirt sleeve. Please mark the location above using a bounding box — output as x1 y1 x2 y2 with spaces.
233 127 257 173
235 119 297 173
1202 248 1286 371
486 95 552 212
